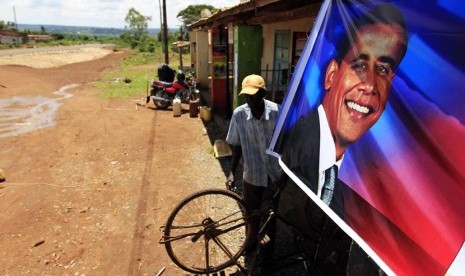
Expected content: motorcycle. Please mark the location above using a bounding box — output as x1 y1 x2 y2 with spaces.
148 70 200 109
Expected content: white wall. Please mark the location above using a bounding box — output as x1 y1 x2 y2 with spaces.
190 30 209 88
261 17 316 70
0 35 24 44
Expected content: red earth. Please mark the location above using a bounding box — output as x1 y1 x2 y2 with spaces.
0 49 230 275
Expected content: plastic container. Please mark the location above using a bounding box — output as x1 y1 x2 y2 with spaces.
189 99 199 117
199 106 206 119
203 107 212 122
173 98 182 117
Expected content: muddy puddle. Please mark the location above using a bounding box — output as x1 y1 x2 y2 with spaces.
0 84 79 139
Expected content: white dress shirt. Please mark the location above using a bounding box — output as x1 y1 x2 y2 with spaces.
317 105 343 198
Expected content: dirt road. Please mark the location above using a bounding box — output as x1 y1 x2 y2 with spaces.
0 49 229 275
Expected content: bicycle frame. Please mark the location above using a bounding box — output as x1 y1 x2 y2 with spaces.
159 210 255 244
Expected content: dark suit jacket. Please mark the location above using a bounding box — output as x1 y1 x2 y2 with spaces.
275 109 383 275
276 109 351 275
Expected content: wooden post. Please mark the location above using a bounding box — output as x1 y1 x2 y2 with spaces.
162 0 169 64
179 45 183 69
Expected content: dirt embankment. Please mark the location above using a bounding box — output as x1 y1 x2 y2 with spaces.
0 46 114 68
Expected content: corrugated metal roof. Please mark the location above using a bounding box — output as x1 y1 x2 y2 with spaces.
189 0 322 29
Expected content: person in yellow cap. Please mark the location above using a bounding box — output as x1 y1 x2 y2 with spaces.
225 74 280 263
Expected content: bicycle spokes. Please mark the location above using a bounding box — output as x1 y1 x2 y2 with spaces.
162 189 249 274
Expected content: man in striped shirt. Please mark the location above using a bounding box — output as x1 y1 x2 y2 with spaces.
226 74 280 255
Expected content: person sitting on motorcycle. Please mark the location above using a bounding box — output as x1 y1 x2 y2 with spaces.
172 71 188 99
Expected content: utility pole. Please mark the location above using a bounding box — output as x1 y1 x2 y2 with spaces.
158 0 163 51
13 6 18 29
162 0 169 64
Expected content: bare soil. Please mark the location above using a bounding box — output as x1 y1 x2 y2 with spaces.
0 48 230 275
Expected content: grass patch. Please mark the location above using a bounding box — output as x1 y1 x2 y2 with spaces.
95 50 190 100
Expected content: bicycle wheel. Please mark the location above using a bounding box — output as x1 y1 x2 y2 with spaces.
163 188 249 274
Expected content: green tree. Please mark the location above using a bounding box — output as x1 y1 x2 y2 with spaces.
177 4 217 39
123 7 152 50
52 33 65 40
0 20 17 31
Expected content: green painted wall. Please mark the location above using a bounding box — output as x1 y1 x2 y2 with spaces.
233 25 263 108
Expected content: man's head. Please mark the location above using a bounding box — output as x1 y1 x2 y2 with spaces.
322 4 408 158
239 74 267 111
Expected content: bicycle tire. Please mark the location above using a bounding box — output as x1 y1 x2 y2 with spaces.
163 188 249 274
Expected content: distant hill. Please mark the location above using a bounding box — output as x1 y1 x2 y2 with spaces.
17 24 168 37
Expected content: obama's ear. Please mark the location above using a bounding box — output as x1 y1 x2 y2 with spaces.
324 59 339 90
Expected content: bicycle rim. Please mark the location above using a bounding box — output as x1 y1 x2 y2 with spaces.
163 189 248 274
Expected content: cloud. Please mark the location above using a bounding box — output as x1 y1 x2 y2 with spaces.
1 0 238 28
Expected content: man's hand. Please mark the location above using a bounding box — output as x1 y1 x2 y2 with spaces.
226 171 235 192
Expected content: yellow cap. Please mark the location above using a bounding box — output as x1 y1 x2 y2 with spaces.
239 74 266 95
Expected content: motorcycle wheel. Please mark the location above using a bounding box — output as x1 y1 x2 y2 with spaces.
152 89 170 109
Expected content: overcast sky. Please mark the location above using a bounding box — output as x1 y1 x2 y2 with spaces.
1 0 239 29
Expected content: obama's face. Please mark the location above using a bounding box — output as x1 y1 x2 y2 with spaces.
323 22 405 153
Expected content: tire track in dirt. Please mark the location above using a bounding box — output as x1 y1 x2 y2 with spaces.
127 108 158 275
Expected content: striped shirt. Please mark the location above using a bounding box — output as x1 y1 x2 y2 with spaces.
226 100 280 187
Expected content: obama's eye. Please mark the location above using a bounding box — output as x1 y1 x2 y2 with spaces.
351 62 367 71
376 64 392 76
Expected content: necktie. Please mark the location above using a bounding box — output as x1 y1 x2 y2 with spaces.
321 165 338 205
